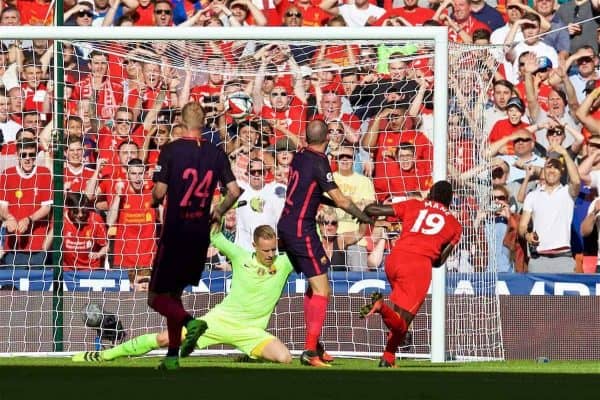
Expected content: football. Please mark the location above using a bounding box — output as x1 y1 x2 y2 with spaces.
225 91 253 120
82 303 103 327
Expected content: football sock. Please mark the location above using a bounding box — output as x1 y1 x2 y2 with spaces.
378 303 408 364
102 333 159 361
150 295 192 357
149 294 191 324
305 294 328 352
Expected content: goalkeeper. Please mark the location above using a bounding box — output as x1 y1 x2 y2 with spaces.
72 225 293 366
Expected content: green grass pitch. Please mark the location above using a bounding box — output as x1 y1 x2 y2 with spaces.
0 356 599 400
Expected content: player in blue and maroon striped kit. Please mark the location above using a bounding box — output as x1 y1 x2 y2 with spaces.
277 119 373 367
150 102 241 370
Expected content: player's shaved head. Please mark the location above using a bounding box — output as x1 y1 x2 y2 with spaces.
427 180 453 207
305 119 329 145
181 102 205 131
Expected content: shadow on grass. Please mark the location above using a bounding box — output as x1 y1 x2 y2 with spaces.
0 364 597 400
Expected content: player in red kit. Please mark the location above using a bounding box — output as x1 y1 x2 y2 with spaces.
362 180 462 367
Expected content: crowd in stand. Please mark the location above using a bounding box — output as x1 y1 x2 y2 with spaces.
1 0 600 288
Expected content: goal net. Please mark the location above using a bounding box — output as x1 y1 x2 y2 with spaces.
0 27 503 361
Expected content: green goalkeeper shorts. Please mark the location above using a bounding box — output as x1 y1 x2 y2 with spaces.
193 311 275 358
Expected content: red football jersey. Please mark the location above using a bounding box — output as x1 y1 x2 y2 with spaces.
64 165 95 193
391 198 462 262
111 185 157 268
0 166 53 251
62 212 108 270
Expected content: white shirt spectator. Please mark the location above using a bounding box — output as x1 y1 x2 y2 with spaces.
523 184 573 252
338 4 385 27
235 181 286 251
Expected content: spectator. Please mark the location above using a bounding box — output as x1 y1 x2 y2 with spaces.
0 87 20 144
533 0 570 66
152 0 173 27
105 158 158 275
0 138 52 268
317 206 367 271
362 102 432 200
234 158 285 251
556 0 600 55
62 191 108 271
434 0 491 43
519 146 581 273
491 129 545 186
72 50 124 122
319 0 384 27
566 45 600 103
470 0 504 32
487 96 530 154
332 145 375 270
64 135 95 193
372 0 434 27
503 13 559 82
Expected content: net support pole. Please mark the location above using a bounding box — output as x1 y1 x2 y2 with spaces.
430 32 449 363
52 0 65 352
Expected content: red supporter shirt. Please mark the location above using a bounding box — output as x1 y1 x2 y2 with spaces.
189 83 222 103
373 7 435 26
17 0 53 25
64 164 95 193
109 184 157 268
72 77 124 121
62 212 108 270
276 1 330 26
260 96 307 143
133 3 155 26
0 165 53 252
391 198 462 262
515 81 552 112
487 118 529 155
21 82 47 115
312 45 360 67
449 15 490 43
386 163 433 198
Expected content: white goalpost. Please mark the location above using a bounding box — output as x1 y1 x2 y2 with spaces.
0 26 503 362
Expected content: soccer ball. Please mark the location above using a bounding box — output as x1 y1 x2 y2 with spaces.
225 91 253 120
82 303 103 327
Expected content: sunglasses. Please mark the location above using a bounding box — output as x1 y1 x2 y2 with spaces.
285 12 302 18
116 118 132 124
507 5 521 10
547 129 564 137
328 128 343 134
513 137 532 144
320 220 338 226
337 154 353 161
77 10 94 18
536 67 549 73
578 56 593 64
589 142 600 149
518 62 525 67
271 92 288 97
493 195 507 201
249 169 264 176
154 9 172 15
19 151 37 159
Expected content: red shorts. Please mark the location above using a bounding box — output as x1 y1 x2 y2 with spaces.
384 251 432 315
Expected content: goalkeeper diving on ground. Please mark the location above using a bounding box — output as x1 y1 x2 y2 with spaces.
72 224 310 367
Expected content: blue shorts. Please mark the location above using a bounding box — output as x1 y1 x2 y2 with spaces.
278 231 330 278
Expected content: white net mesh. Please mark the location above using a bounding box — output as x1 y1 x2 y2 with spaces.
0 33 503 360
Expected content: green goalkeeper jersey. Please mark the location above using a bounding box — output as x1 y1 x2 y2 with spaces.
209 231 294 329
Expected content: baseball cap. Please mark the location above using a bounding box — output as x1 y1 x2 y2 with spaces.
545 156 565 170
536 56 552 72
506 97 525 112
